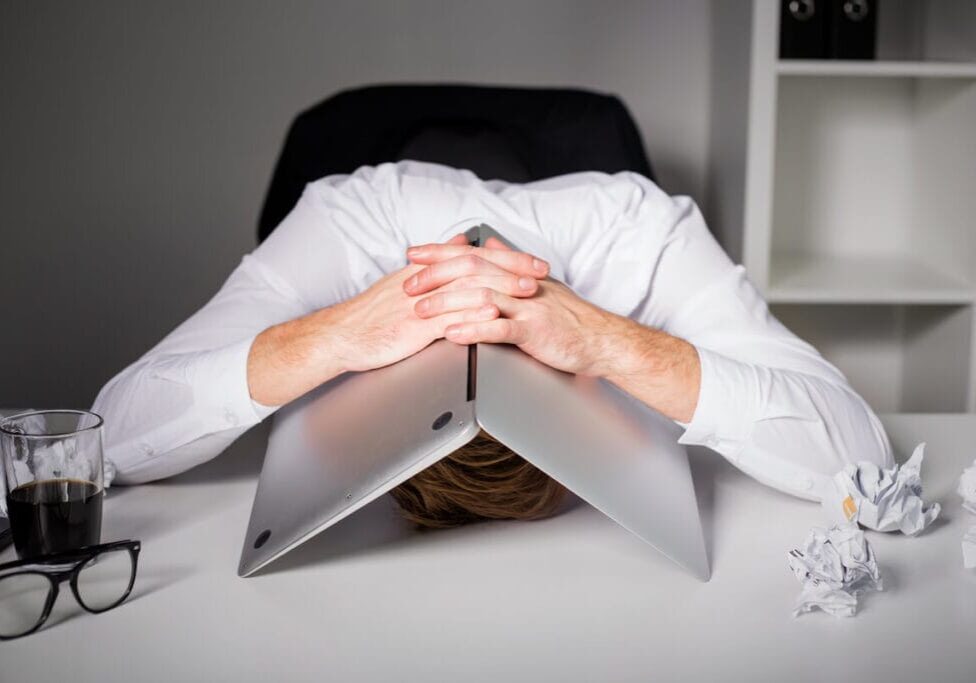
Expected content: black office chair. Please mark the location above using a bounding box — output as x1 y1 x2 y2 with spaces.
258 84 654 242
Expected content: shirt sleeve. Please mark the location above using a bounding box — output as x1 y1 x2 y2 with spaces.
90 256 299 484
631 186 894 501
92 167 405 484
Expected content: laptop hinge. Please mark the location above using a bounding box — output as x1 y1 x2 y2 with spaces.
466 344 477 401
465 230 483 401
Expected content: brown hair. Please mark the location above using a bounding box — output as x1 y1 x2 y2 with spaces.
389 429 567 529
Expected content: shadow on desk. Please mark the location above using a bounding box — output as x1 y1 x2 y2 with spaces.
686 444 811 573
31 560 196 637
171 421 271 485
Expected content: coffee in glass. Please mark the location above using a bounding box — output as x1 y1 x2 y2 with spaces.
0 410 105 558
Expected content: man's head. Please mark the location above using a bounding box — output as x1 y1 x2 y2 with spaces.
389 429 567 529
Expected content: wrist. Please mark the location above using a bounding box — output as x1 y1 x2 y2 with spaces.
591 314 648 380
307 304 354 378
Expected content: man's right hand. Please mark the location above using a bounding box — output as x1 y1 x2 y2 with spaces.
246 234 550 408
325 263 501 374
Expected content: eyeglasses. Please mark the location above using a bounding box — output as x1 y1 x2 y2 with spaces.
0 540 140 640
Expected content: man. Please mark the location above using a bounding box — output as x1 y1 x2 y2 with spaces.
93 161 892 513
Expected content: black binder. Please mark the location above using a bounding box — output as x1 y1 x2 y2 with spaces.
780 0 828 59
827 0 877 59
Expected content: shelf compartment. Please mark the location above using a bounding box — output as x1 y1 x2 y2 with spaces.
769 76 976 297
777 60 976 79
767 253 973 304
771 304 973 413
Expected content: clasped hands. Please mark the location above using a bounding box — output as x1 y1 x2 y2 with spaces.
330 233 633 379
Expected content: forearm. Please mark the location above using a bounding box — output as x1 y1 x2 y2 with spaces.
597 317 701 423
246 305 348 407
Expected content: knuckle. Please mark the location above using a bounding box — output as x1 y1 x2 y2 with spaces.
461 254 481 271
478 287 494 305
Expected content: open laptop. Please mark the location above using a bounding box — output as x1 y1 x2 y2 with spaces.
238 224 709 581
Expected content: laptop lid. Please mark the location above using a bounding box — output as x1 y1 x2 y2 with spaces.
238 338 479 577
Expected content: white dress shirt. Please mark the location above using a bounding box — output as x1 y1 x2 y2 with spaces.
92 160 893 500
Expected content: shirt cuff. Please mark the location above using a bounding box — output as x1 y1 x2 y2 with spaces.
250 397 278 420
676 346 758 457
184 336 272 430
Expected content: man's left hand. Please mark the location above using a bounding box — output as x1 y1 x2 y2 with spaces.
406 236 633 378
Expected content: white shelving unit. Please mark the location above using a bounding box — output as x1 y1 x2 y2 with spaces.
708 0 976 413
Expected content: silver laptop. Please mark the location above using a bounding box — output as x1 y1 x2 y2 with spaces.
238 224 709 581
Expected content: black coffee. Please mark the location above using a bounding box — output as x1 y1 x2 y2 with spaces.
6 479 103 558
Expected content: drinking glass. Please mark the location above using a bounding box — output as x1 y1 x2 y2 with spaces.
0 410 105 558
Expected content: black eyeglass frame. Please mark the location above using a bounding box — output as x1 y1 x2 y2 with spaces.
0 539 141 640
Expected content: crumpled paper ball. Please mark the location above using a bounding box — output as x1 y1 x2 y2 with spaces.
823 443 940 536
788 523 882 618
958 460 976 515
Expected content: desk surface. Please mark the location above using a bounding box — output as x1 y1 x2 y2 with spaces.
2 414 975 683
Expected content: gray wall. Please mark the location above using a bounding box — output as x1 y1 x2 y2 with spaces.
0 0 714 409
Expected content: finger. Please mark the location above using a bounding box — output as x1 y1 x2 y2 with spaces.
426 303 499 335
405 243 549 279
414 287 523 319
483 236 513 251
435 273 539 300
404 255 541 296
445 233 469 245
444 318 528 346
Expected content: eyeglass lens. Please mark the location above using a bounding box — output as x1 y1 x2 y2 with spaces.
0 572 51 638
75 548 134 611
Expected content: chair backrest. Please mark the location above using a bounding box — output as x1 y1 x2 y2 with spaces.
258 84 654 242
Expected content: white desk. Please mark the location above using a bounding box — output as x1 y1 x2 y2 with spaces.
2 414 975 682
